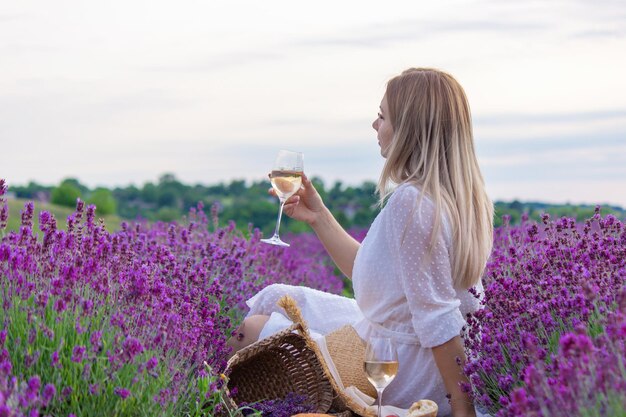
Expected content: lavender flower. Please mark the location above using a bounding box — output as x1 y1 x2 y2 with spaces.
122 336 144 362
71 346 86 363
0 179 7 231
114 386 131 399
0 199 347 416
42 383 56 406
241 392 315 417
464 210 626 416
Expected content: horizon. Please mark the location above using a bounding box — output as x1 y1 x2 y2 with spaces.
4 174 626 210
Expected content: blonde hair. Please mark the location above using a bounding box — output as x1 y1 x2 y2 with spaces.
378 68 493 289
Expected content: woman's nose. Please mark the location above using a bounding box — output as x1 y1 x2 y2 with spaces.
372 119 378 131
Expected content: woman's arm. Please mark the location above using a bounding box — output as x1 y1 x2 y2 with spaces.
431 336 476 417
280 174 360 278
309 205 360 278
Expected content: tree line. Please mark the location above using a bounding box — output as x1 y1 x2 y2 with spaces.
9 174 626 235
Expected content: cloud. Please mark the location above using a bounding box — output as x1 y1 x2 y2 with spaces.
474 111 626 146
292 18 547 49
487 178 626 208
143 51 285 73
475 110 626 126
477 127 626 153
0 12 34 23
82 89 198 117
261 116 368 130
0 88 198 137
0 43 61 55
571 29 625 39
478 134 626 187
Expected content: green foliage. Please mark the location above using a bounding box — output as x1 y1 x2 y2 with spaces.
494 201 626 227
11 181 53 199
60 178 90 195
87 188 117 215
156 207 181 222
51 182 81 208
4 198 121 234
9 174 626 234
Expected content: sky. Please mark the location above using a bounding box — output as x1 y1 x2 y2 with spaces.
2 0 626 207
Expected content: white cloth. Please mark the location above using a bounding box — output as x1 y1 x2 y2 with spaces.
246 184 483 417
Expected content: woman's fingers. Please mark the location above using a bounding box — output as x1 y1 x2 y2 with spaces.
283 195 300 212
285 195 300 205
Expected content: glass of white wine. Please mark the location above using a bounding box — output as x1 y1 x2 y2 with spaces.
364 336 399 417
260 150 304 247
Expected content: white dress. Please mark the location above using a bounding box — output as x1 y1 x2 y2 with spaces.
246 183 483 417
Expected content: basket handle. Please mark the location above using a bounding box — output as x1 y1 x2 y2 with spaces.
277 295 309 336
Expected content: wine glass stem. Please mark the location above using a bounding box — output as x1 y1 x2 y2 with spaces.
377 388 384 417
271 199 286 238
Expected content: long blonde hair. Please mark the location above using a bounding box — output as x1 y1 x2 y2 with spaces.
378 68 493 289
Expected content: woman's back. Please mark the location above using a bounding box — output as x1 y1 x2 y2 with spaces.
351 183 482 413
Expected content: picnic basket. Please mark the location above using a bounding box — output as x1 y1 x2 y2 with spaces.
223 295 376 417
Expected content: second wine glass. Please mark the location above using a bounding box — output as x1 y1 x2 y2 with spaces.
364 336 398 417
260 150 304 247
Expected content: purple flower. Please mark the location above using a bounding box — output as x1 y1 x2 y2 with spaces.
27 375 41 393
110 312 125 329
114 387 131 399
82 299 94 315
71 345 86 363
61 386 73 400
42 383 56 406
51 350 60 368
90 331 102 352
122 336 144 362
463 211 626 415
0 358 12 376
559 332 594 357
53 298 67 313
240 392 314 417
0 198 351 412
0 204 8 229
36 292 49 308
146 356 158 371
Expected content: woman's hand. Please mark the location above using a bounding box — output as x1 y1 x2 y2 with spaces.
269 173 325 226
431 336 476 417
269 172 360 278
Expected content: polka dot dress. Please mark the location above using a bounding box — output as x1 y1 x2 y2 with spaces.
246 183 483 417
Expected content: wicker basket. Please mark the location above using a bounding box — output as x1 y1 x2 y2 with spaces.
224 323 336 415
224 295 376 417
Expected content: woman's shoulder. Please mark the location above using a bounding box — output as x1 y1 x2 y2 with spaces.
388 182 434 211
388 182 451 238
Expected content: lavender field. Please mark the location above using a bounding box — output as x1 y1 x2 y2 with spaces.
1 178 625 417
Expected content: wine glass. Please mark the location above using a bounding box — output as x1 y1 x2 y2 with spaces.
364 336 398 417
260 150 304 247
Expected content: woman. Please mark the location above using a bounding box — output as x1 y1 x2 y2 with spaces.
229 68 493 417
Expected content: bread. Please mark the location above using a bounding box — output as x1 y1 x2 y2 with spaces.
290 414 334 417
407 399 438 417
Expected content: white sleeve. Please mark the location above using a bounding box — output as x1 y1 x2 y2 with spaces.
386 186 465 348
